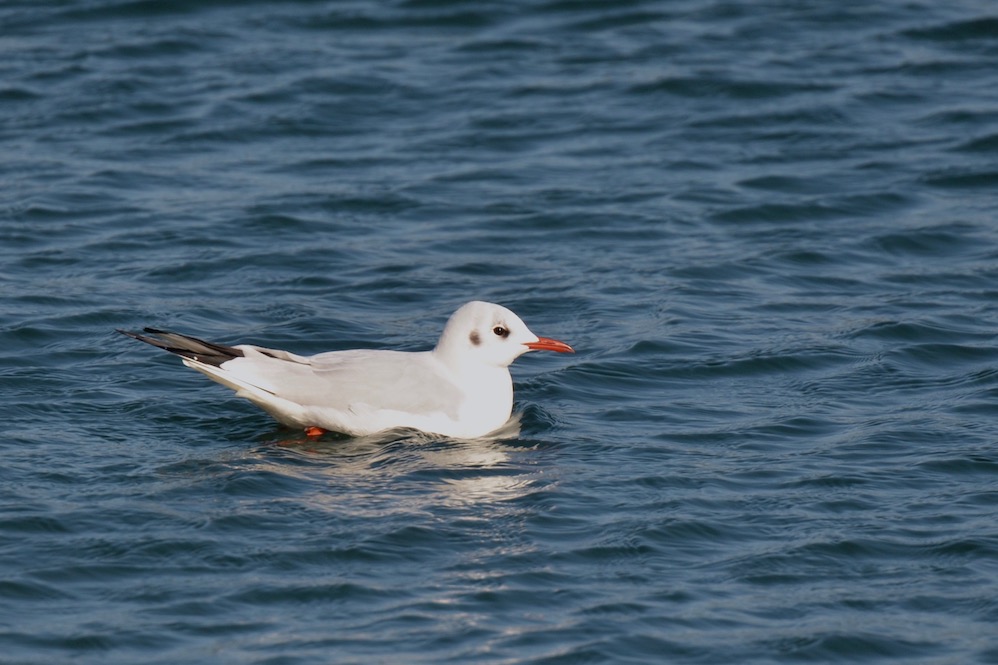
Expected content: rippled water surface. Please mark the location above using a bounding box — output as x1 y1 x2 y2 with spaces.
3 1 998 663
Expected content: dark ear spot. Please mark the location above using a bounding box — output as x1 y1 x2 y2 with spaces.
469 330 481 346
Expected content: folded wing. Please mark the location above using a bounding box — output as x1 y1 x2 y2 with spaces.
120 329 465 434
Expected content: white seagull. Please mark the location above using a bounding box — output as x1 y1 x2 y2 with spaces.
118 301 574 438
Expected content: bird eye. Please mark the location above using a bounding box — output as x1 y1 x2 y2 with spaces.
492 325 509 338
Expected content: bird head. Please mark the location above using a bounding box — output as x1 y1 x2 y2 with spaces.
434 301 573 370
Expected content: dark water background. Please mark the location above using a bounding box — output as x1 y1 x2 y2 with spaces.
2 1 998 663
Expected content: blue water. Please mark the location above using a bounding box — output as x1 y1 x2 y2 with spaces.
3 1 998 662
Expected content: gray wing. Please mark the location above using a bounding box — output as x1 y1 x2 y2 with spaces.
224 347 463 419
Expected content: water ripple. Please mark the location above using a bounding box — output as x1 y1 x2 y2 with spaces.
3 0 998 663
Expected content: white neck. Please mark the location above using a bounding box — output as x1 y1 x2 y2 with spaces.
455 365 514 435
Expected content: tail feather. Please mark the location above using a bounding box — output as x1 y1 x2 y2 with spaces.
117 328 244 367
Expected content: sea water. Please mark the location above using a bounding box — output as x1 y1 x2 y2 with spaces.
2 1 997 663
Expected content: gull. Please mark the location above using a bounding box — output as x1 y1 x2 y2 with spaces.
118 301 573 438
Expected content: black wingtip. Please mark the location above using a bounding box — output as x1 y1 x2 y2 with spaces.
116 327 244 366
116 327 175 353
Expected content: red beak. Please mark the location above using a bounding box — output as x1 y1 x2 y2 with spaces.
524 336 575 353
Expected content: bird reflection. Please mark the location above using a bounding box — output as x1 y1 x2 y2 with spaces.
244 412 545 510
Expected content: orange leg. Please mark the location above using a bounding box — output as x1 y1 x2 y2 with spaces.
304 426 327 438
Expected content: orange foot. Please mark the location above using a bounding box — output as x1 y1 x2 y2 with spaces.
304 426 327 438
